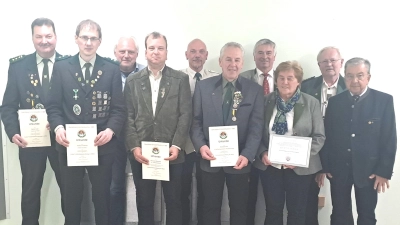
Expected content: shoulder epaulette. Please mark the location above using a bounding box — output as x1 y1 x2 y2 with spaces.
55 55 71 62
207 69 219 74
302 76 316 82
9 55 26 64
103 57 120 66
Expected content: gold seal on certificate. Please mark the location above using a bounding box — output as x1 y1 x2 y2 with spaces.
18 109 51 147
141 141 170 181
209 125 239 167
66 124 98 166
268 134 312 168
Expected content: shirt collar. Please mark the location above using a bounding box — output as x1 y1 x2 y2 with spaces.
187 67 205 79
256 68 274 78
222 77 237 88
350 86 369 97
79 54 96 68
322 77 339 89
36 53 56 65
148 65 165 80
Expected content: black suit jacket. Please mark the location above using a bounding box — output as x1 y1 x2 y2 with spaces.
46 54 127 155
190 75 264 174
321 89 397 187
1 52 62 152
300 75 347 102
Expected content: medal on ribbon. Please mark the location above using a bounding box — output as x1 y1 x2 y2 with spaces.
232 91 242 121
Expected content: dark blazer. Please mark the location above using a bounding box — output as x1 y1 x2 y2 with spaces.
253 91 326 175
1 52 63 151
239 68 277 91
300 75 347 101
321 89 397 187
124 66 192 164
190 75 264 174
46 54 126 155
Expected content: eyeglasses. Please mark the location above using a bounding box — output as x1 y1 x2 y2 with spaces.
319 59 341 65
345 74 366 81
79 36 100 42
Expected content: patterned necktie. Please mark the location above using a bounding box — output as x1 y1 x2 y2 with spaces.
84 63 91 85
223 82 233 123
263 73 270 95
195 72 201 82
41 59 50 96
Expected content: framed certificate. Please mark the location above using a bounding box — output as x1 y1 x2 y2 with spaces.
18 109 51 147
66 124 98 166
209 125 239 167
268 134 312 168
141 141 170 181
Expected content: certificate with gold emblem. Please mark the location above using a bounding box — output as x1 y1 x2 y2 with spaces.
209 125 239 167
66 124 98 166
18 109 51 147
268 134 312 168
141 141 170 181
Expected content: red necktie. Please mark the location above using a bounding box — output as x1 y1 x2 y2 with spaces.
263 74 270 95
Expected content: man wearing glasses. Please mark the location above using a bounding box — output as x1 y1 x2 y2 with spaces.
321 58 396 225
46 19 126 225
300 46 347 225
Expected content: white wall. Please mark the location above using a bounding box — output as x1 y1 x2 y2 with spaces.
0 0 399 224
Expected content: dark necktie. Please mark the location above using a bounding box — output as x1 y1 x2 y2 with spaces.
263 74 270 95
223 82 233 123
41 59 50 96
195 72 201 82
353 95 360 103
84 63 91 85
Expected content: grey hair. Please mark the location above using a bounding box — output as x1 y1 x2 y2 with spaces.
317 46 342 61
253 39 276 55
219 42 245 58
114 36 139 52
344 57 371 74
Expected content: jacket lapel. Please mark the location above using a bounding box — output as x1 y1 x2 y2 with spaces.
85 56 105 95
293 94 305 127
311 76 323 102
139 70 153 116
212 76 224 124
337 75 347 94
26 54 43 103
154 69 172 118
68 54 86 93
265 93 275 126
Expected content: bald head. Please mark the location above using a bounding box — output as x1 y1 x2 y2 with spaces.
114 36 139 73
185 39 208 72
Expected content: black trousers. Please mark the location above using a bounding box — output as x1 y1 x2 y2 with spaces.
246 164 260 225
131 160 183 225
181 152 203 225
305 172 321 225
59 152 114 225
109 140 127 225
19 147 63 225
329 167 377 225
259 166 312 225
201 169 249 225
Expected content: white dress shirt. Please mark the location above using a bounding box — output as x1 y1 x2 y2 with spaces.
256 68 274 91
321 78 339 117
78 55 96 79
36 53 56 83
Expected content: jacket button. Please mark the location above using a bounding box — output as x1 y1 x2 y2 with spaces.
348 149 351 152
351 134 355 137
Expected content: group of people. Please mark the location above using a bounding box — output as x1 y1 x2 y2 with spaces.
0 17 396 225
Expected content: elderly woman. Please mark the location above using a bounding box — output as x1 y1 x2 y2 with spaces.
254 61 325 225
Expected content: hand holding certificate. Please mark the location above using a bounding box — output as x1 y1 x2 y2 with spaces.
141 141 170 181
268 134 312 168
209 125 239 167
66 124 98 166
18 109 51 147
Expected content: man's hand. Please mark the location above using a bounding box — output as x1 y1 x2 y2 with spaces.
369 174 390 193
283 165 296 169
133 147 149 165
199 145 215 161
261 151 271 166
56 127 69 147
233 155 249 170
165 146 179 161
315 173 326 188
46 122 50 131
12 134 28 148
94 128 113 146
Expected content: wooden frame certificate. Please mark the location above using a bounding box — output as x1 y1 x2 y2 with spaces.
66 124 98 166
18 109 51 147
268 134 312 168
209 125 239 167
141 141 170 181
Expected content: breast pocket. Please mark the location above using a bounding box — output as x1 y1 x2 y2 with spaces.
364 118 380 135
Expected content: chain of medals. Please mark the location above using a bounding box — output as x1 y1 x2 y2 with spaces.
231 91 243 121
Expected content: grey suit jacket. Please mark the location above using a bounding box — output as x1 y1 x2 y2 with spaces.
190 75 264 174
253 91 326 175
240 68 276 91
124 66 192 164
300 75 347 102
